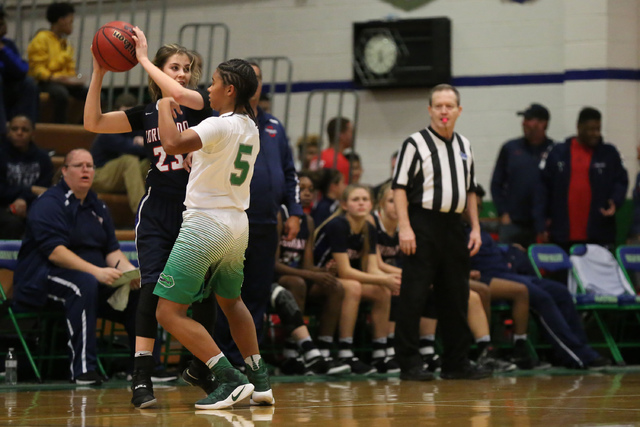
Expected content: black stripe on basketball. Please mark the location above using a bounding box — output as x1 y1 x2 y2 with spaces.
101 26 137 70
92 31 111 71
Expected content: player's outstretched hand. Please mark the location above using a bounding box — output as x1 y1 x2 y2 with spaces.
131 26 149 63
90 47 108 77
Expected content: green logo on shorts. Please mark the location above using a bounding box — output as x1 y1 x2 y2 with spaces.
158 272 175 288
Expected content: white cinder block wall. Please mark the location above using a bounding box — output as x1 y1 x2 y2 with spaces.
14 0 640 195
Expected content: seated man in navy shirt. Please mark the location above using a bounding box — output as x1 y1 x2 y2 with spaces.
12 149 140 385
466 187 609 369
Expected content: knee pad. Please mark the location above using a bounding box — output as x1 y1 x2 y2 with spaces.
271 284 304 334
135 283 159 338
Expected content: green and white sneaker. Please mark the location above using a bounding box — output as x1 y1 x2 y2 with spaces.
245 358 275 406
194 367 254 410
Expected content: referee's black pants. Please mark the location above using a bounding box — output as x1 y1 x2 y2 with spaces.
395 207 472 373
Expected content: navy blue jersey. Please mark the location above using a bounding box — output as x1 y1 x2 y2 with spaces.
246 108 303 224
372 211 401 267
314 215 377 270
311 196 339 228
278 206 310 269
125 91 211 197
13 179 119 307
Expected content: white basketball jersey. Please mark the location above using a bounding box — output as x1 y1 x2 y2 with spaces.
186 113 260 211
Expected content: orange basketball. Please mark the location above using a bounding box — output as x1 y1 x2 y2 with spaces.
91 21 138 72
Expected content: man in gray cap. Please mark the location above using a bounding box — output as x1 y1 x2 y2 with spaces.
490 103 554 246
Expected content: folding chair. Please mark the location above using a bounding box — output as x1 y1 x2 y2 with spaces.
528 244 626 365
615 245 640 297
570 244 640 365
0 240 43 382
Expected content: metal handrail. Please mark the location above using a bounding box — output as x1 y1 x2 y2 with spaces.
245 56 293 132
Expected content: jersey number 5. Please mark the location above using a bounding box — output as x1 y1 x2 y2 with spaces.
230 144 253 186
153 146 184 172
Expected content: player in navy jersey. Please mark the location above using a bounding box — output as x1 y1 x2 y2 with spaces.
85 28 214 408
273 172 349 375
311 168 345 227
313 184 401 375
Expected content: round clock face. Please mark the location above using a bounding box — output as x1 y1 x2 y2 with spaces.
363 34 398 75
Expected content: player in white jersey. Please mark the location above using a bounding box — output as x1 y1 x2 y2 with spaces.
153 58 273 410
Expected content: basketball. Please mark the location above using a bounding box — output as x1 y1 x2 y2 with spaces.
91 21 138 72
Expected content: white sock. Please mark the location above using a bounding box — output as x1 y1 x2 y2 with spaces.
245 354 262 371
205 353 225 369
420 346 434 356
513 334 527 342
421 334 435 341
476 335 491 343
135 351 153 358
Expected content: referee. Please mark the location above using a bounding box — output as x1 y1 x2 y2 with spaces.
392 84 490 380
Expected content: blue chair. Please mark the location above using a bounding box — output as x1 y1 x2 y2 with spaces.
616 245 640 295
527 244 572 277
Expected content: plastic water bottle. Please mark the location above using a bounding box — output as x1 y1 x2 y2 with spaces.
5 348 17 385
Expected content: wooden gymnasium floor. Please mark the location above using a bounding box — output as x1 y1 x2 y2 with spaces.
1 368 640 426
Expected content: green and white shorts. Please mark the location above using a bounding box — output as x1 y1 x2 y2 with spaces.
153 209 248 304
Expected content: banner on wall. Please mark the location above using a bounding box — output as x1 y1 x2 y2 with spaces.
380 0 435 11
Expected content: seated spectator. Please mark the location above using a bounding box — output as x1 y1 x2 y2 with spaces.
0 6 38 133
312 116 353 183
295 133 319 171
274 172 348 375
12 149 142 385
27 2 86 124
343 151 363 184
311 168 345 227
313 184 401 375
467 185 610 369
90 93 148 214
0 115 53 239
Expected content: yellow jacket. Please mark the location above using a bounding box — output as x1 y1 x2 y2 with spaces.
27 30 76 81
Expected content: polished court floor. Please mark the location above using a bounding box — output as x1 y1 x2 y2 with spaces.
1 369 640 426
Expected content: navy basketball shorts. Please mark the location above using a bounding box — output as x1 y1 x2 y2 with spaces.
135 188 186 286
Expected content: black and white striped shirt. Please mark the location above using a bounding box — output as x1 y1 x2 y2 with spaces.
392 126 477 214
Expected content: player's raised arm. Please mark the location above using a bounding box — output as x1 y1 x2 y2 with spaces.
84 52 133 134
132 27 205 110
157 97 202 154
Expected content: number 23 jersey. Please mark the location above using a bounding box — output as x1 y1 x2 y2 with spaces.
125 91 212 198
